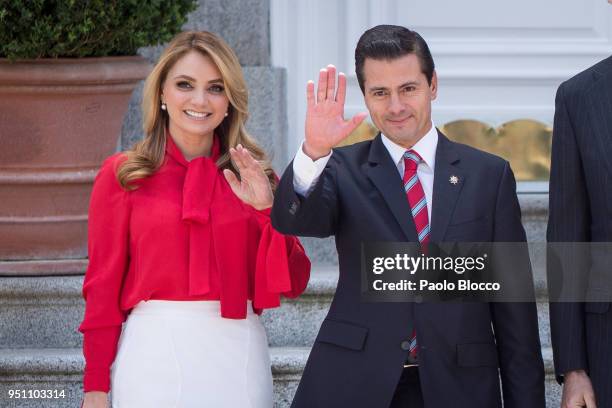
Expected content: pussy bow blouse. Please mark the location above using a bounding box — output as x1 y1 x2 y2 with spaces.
79 134 311 392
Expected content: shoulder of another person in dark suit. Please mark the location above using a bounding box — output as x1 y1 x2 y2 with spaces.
559 54 612 98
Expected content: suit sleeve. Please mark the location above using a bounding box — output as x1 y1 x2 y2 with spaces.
490 162 546 408
271 157 339 238
546 83 591 382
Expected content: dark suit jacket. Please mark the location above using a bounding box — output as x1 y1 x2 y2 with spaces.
547 55 612 406
272 131 545 408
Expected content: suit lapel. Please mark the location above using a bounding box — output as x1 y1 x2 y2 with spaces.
586 68 612 177
430 131 464 242
363 134 419 242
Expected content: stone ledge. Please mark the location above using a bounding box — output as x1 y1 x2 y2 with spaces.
518 193 548 218
0 266 338 302
0 347 309 376
0 346 555 376
0 259 87 277
0 276 82 302
0 349 83 376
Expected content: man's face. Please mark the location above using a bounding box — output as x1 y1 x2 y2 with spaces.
362 54 437 149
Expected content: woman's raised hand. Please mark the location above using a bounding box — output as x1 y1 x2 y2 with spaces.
223 145 274 210
303 64 368 160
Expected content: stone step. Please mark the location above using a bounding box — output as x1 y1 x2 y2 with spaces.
0 346 560 408
0 270 339 349
0 265 552 349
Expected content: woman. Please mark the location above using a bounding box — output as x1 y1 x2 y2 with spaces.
80 31 311 408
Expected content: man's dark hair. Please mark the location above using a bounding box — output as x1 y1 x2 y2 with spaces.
355 25 435 93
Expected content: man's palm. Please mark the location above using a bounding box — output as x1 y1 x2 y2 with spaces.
304 65 367 159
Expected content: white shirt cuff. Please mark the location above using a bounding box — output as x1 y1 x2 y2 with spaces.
292 142 333 197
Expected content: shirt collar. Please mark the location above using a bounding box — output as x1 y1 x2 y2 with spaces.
381 121 438 170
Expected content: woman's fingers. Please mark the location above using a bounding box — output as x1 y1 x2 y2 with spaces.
232 145 263 179
230 146 247 172
225 147 272 208
237 145 256 170
222 168 240 191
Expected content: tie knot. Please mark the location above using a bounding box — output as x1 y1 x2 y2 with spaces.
403 150 422 170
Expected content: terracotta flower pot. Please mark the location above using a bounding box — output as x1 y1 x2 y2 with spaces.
0 57 150 267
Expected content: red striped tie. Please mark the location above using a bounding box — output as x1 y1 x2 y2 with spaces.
403 150 430 362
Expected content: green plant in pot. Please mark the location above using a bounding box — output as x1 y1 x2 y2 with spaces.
0 0 197 269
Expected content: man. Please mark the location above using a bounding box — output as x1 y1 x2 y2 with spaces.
548 2 612 406
272 25 544 407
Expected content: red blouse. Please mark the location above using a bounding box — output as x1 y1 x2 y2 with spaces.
78 134 311 392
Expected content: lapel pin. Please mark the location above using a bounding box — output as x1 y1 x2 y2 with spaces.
449 175 459 185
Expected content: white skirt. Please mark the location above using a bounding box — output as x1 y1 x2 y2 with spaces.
110 300 273 408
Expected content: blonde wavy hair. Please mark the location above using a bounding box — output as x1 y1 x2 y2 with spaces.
117 31 276 190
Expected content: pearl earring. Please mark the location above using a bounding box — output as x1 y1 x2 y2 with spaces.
224 112 229 117
161 102 167 111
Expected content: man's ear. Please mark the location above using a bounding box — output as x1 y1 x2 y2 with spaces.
430 70 438 101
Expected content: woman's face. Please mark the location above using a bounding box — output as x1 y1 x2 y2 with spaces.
161 50 230 142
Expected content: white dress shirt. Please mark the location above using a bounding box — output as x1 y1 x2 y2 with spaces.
292 122 439 220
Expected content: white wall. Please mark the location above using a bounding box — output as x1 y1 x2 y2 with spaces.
271 0 612 161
